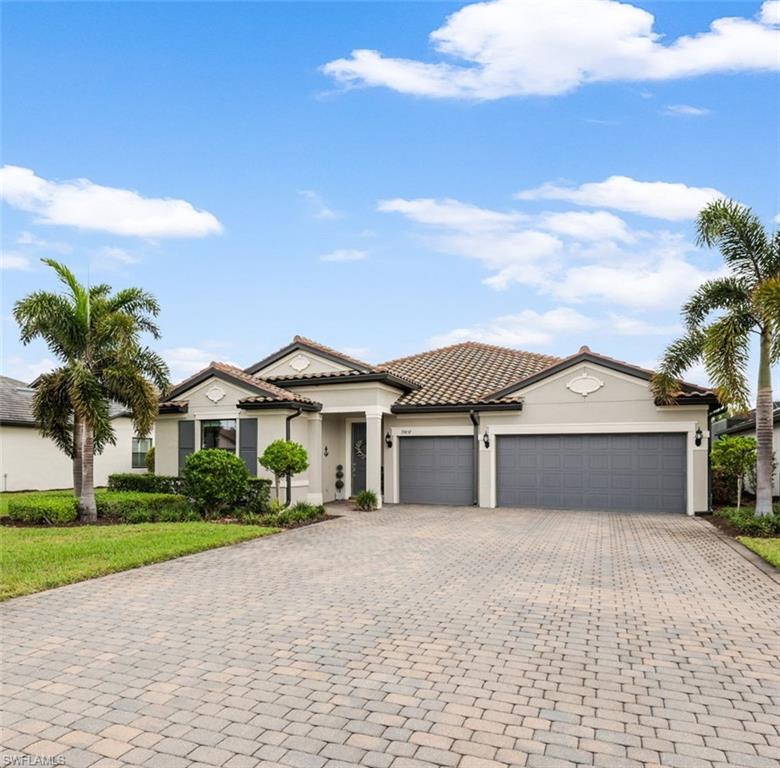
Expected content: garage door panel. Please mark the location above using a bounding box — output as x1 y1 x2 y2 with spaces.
497 433 686 513
399 437 474 505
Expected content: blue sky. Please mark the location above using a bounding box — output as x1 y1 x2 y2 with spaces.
2 0 778 389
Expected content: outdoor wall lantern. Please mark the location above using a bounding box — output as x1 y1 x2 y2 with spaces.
323 445 329 457
694 426 703 447
482 430 490 449
385 431 393 448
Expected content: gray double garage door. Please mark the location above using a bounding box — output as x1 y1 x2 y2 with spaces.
399 433 686 513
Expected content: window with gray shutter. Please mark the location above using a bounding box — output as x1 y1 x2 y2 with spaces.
178 420 195 474
239 418 258 476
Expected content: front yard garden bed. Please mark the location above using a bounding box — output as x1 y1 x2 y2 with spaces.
703 505 780 569
0 522 279 601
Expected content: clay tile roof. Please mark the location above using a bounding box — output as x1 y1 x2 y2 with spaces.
380 342 560 406
164 361 318 405
292 335 377 372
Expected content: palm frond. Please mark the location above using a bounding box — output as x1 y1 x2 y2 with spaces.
32 369 74 456
682 276 752 331
702 313 752 410
696 200 771 284
650 330 704 403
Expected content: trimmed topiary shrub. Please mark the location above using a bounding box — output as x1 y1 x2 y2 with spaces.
259 440 309 503
107 473 184 494
7 495 78 525
183 449 250 518
96 492 190 521
355 490 378 511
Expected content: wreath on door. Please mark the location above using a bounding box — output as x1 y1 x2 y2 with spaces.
353 439 366 459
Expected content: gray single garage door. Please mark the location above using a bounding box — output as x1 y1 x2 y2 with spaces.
399 436 474 505
497 433 686 513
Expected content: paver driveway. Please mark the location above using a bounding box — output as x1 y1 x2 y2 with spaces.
2 507 779 768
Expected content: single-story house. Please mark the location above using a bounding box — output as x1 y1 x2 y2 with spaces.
0 375 152 492
712 403 780 495
156 336 719 515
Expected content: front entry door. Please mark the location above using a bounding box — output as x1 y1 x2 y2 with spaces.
351 422 367 495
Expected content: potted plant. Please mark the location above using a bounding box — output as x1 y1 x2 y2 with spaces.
335 464 345 500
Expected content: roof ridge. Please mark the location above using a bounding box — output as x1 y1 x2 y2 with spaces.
379 340 560 368
292 335 376 371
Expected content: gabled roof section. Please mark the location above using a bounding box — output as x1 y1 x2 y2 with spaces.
245 335 376 376
380 342 559 408
163 361 318 408
488 346 716 404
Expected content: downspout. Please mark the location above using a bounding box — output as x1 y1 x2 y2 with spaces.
285 407 303 506
469 409 480 507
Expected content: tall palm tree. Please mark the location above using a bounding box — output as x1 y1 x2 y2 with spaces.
652 200 780 517
14 259 170 521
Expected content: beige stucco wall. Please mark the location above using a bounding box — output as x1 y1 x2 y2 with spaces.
383 362 711 514
0 417 147 492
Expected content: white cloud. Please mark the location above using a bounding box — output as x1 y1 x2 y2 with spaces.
91 246 140 269
609 314 680 335
377 197 525 231
538 210 635 242
1 251 32 271
3 356 57 383
663 104 711 117
298 189 343 220
517 175 724 220
341 346 371 360
430 307 595 348
774 213 780 224
0 165 222 238
761 0 780 25
554 248 725 309
163 347 240 382
16 231 73 254
319 249 368 262
323 0 780 100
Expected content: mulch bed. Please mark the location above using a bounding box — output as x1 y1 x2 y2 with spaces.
699 512 745 539
1 514 340 529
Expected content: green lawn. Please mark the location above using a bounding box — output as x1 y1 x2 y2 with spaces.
0 488 107 517
738 537 780 568
0 522 278 600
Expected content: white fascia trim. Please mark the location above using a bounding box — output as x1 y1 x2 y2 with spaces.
320 405 392 415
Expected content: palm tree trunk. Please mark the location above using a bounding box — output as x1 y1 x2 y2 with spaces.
755 330 774 518
72 414 83 498
79 420 97 522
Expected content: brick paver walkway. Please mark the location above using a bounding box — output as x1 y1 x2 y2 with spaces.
2 506 779 768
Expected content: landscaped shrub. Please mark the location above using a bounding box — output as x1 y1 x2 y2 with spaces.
7 495 78 525
145 446 155 473
240 477 272 515
716 506 780 536
238 502 326 528
183 449 249 518
96 492 190 521
354 490 378 511
107 473 184 494
259 440 309 503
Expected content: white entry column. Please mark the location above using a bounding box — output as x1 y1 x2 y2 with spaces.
307 412 323 505
365 409 383 508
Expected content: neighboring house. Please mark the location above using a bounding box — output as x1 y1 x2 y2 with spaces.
712 403 780 496
156 336 718 515
0 375 151 491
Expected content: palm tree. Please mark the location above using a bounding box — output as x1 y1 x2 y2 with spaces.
14 259 170 521
652 200 780 517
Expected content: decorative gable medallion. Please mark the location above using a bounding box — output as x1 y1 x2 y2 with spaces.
206 385 226 403
566 371 604 398
289 354 311 372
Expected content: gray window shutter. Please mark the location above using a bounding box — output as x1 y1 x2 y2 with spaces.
239 418 258 476
178 420 195 474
